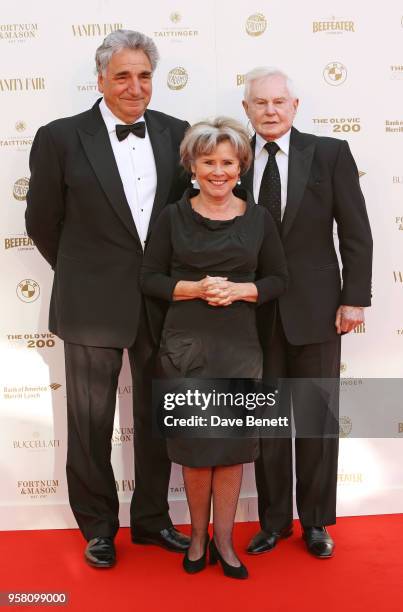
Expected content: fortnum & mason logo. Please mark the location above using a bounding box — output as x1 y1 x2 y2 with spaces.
339 416 352 437
245 14 267 37
167 67 188 90
0 23 38 44
323 62 347 86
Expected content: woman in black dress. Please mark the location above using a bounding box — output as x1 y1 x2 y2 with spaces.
141 118 288 578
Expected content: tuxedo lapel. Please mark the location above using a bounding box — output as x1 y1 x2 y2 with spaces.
77 101 141 244
242 135 255 195
282 127 315 239
145 110 173 234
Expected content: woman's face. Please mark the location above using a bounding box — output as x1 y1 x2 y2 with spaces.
191 140 240 200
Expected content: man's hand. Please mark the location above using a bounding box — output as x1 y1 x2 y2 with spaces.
335 305 364 334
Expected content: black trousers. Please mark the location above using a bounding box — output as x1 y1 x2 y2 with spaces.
256 310 341 531
64 307 172 541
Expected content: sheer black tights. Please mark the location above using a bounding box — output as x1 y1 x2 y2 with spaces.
183 464 243 565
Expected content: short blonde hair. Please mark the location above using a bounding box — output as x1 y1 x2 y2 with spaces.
180 117 252 175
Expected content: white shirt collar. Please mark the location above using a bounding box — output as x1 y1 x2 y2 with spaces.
99 98 145 136
255 128 291 158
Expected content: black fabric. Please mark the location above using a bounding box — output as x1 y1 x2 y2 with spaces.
242 128 373 346
64 306 173 540
26 98 190 541
255 313 341 530
141 189 288 466
26 98 190 348
258 141 281 230
115 121 146 141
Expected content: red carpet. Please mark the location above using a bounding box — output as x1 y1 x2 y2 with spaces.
0 515 401 612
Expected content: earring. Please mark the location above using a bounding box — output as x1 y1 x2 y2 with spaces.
191 173 200 189
237 177 241 185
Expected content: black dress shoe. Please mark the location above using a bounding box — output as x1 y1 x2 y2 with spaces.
183 535 210 574
209 539 248 580
303 526 334 558
84 537 116 568
132 527 190 552
246 524 293 555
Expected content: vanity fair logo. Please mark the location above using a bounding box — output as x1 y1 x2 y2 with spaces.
13 177 30 200
393 271 403 283
167 67 188 90
4 233 34 252
71 23 123 37
3 383 62 400
153 12 199 40
236 74 246 87
393 175 403 184
118 384 132 396
0 77 45 92
16 279 40 303
323 62 347 86
245 14 267 37
399 422 403 432
6 332 56 349
339 416 352 437
353 323 366 334
115 479 134 493
0 23 38 43
313 17 355 34
358 171 366 178
13 432 61 451
312 117 361 135
385 120 403 133
17 479 59 499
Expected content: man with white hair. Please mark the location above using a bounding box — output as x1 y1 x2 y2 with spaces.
26 30 190 567
241 67 372 557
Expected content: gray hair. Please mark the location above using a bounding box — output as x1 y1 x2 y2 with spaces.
95 29 159 75
244 66 297 99
180 117 252 175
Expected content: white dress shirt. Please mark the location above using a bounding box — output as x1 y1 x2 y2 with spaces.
99 98 157 249
253 129 291 220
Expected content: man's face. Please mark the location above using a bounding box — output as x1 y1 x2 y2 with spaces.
98 48 153 123
242 74 298 141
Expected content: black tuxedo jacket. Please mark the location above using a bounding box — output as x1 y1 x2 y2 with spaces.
242 127 373 346
26 99 189 347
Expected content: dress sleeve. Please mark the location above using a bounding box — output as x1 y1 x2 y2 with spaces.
254 209 289 305
141 206 178 301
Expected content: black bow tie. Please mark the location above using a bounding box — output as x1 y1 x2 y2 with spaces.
115 121 146 141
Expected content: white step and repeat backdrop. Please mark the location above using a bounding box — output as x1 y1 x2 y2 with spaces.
0 0 402 530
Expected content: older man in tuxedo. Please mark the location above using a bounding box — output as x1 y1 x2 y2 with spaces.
26 30 190 567
241 67 372 557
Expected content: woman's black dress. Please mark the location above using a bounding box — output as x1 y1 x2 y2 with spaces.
141 189 288 467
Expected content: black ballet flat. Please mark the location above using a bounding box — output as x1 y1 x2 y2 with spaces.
183 535 210 574
209 538 248 579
